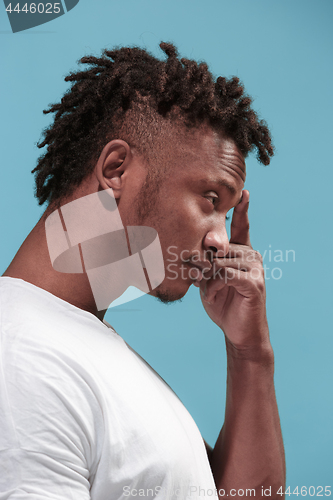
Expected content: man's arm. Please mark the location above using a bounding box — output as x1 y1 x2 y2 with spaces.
201 190 286 499
207 341 285 498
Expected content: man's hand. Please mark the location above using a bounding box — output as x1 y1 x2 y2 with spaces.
200 190 269 350
199 190 285 498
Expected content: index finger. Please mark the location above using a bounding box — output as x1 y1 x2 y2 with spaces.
230 189 251 247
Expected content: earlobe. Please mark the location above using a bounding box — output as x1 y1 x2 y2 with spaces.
95 140 132 197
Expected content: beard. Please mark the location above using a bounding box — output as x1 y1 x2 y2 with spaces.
133 167 161 224
154 287 184 305
133 170 187 305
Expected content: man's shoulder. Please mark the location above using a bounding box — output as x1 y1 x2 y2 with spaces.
0 277 129 394
0 277 118 346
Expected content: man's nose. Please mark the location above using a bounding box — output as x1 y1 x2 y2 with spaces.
203 226 230 259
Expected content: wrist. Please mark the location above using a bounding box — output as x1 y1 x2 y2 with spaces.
225 335 275 365
225 338 275 393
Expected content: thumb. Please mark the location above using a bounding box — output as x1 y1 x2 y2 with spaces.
230 190 251 247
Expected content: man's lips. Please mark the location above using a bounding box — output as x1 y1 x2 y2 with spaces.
187 261 212 287
191 267 203 287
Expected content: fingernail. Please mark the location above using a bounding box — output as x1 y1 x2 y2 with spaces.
203 293 211 304
201 286 211 304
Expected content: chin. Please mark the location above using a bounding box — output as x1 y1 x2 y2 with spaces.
150 278 190 304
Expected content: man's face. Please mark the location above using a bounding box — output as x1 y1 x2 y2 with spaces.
132 125 246 303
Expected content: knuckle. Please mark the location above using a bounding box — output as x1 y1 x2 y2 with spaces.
254 250 263 263
257 280 265 294
255 272 266 293
226 268 235 279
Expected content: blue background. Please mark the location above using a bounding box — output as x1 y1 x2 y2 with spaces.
1 0 332 489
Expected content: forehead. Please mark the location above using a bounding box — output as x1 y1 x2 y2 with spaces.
172 126 246 185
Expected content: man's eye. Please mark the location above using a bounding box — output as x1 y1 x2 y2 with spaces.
205 195 219 205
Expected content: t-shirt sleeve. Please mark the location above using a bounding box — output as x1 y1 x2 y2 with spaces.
0 335 103 499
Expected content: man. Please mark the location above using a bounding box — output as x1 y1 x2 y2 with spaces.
0 42 285 498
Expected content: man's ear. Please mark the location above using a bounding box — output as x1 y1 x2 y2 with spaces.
95 140 132 199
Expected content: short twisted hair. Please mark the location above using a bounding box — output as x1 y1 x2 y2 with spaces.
32 42 274 207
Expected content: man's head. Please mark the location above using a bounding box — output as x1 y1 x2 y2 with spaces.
33 42 273 304
33 42 273 208
111 123 247 304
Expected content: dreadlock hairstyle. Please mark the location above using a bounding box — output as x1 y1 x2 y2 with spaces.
32 42 274 207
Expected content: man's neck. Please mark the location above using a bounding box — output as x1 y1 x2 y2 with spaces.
2 214 105 320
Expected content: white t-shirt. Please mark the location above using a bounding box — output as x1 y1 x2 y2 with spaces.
0 277 216 499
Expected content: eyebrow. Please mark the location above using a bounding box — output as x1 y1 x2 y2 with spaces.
215 179 237 196
208 179 243 206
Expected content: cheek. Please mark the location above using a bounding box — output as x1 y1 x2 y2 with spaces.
175 198 202 225
172 212 206 248
158 197 205 249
